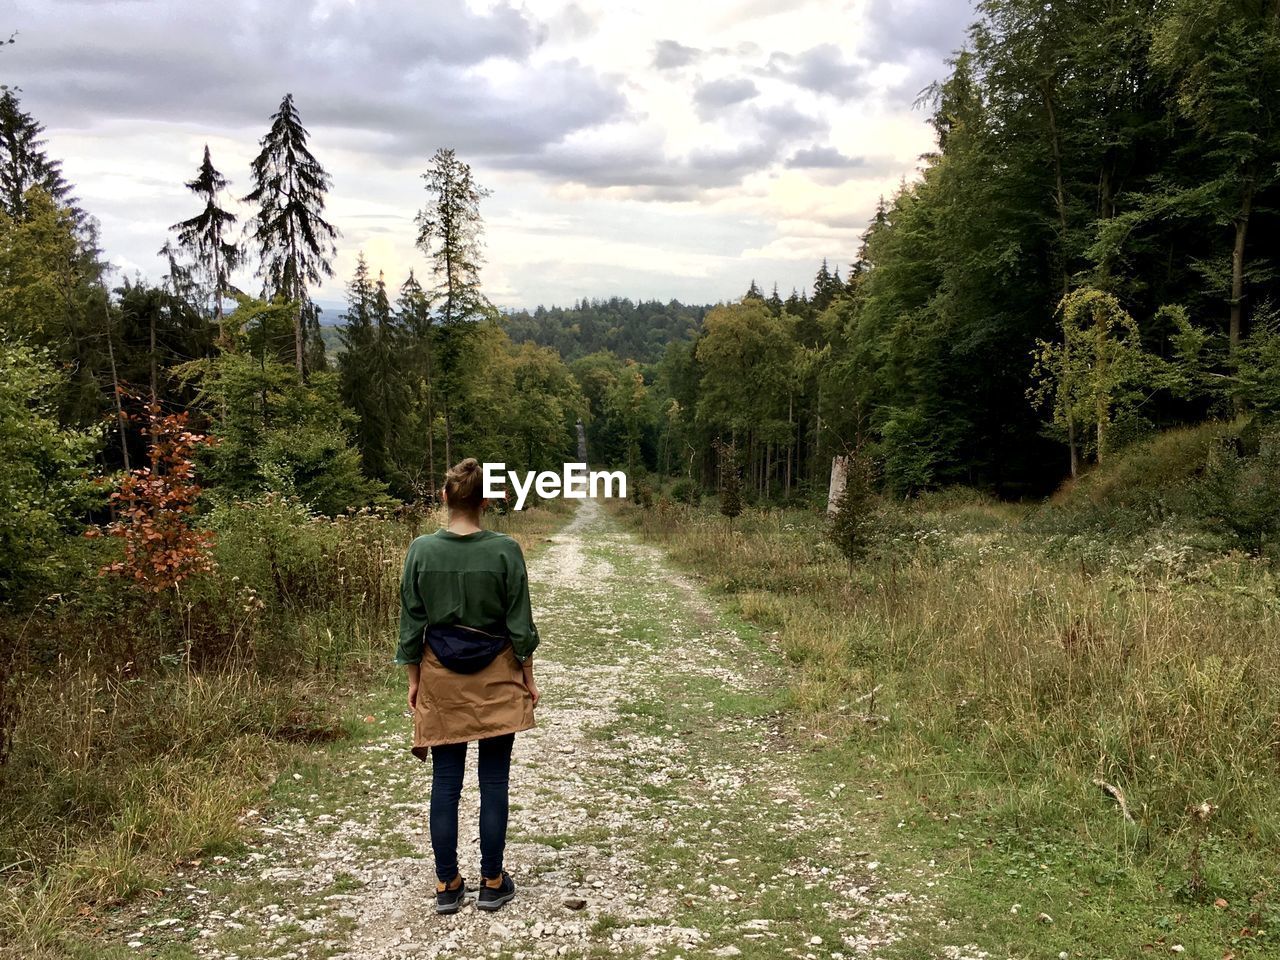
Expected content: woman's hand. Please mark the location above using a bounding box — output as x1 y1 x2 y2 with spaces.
406 664 420 711
522 661 540 709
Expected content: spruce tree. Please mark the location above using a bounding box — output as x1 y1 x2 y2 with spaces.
397 271 437 499
337 255 381 476
716 439 743 528
766 282 784 316
784 287 808 318
813 258 839 311
371 269 403 477
170 145 240 340
415 147 491 464
744 278 764 301
827 449 878 575
0 89 75 221
243 93 338 378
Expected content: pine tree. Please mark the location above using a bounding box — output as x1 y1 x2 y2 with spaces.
784 287 807 317
827 449 878 575
396 271 438 499
415 147 491 465
243 93 338 378
812 258 835 310
337 255 382 476
0 89 76 221
766 282 783 316
716 438 743 528
170 144 240 340
744 278 764 301
371 269 403 476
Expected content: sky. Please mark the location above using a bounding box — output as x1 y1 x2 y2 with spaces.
3 0 975 312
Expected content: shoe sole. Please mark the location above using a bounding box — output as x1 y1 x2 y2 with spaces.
436 898 464 915
475 890 516 912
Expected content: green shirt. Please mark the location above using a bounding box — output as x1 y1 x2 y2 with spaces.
396 529 540 666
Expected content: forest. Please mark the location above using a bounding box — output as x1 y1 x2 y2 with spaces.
3 0 1280 957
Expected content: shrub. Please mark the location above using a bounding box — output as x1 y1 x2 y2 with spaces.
827 450 879 572
669 476 702 506
1194 424 1280 556
0 341 100 602
716 439 742 525
95 407 216 593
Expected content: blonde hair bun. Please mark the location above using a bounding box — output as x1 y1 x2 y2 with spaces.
444 457 485 510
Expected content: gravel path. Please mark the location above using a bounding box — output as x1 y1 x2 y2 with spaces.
112 500 971 960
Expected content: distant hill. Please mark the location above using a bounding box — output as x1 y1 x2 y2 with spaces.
318 296 715 365
500 297 712 364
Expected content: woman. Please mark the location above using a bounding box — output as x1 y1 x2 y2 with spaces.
396 458 541 915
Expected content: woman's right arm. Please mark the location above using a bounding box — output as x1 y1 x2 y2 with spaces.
396 542 428 706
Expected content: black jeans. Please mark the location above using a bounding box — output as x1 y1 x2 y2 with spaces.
428 733 515 883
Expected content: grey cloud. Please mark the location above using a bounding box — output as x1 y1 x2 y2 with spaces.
862 0 974 103
785 147 903 184
750 103 827 140
764 44 872 100
7 0 624 165
863 0 973 63
786 146 866 169
692 76 759 115
652 39 702 70
494 125 791 198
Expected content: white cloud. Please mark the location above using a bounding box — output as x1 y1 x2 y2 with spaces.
4 0 974 306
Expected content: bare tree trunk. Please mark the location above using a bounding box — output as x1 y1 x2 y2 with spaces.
149 301 158 403
1230 185 1253 353
294 299 306 379
444 402 452 470
427 388 437 498
1043 80 1079 475
103 294 131 472
213 246 225 347
786 394 793 497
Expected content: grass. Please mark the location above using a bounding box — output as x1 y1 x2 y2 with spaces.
618 494 1280 959
0 498 571 960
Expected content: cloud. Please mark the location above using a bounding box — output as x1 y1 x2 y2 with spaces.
763 43 872 100
750 103 827 140
863 0 973 62
784 146 904 184
4 0 957 308
692 76 759 116
652 39 702 70
550 3 599 41
786 145 865 169
6 0 625 166
860 0 975 102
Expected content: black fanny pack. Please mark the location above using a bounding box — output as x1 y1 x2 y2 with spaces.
424 622 509 674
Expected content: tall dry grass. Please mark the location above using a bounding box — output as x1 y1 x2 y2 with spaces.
626 498 1280 852
0 496 570 957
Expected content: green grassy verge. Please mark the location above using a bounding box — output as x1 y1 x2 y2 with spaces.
0 501 571 960
618 497 1280 960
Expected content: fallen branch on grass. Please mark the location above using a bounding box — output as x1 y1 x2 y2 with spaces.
1092 778 1135 823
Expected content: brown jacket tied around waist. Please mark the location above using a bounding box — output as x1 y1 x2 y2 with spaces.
411 644 535 758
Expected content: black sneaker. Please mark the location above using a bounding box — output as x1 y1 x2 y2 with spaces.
435 875 466 914
476 872 516 912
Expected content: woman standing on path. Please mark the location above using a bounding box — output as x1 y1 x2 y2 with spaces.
396 458 541 915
